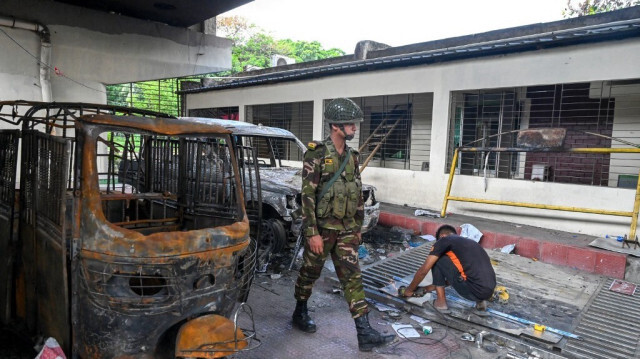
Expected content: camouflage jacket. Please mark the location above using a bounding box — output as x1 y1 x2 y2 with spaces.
301 138 364 237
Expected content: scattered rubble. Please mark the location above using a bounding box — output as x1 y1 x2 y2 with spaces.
500 244 516 253
461 223 483 242
414 209 440 217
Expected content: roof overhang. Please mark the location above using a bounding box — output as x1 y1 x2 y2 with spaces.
180 7 640 94
53 0 253 27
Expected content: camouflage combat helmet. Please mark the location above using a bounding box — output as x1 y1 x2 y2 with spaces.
324 98 364 124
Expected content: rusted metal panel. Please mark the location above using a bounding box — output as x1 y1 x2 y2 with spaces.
83 114 231 136
0 130 19 324
71 117 253 358
516 128 566 149
17 131 72 350
175 314 247 358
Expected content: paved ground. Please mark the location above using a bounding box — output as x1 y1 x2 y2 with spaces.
228 225 616 359
231 269 504 359
2 205 638 358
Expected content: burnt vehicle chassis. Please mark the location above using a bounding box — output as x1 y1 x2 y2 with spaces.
0 102 260 358
180 117 380 268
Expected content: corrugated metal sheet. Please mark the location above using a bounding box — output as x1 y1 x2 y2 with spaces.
564 278 640 359
361 245 640 359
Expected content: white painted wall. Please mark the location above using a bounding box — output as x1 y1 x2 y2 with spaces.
0 0 232 128
186 39 640 237
609 93 640 187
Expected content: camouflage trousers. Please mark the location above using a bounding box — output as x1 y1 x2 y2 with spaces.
294 228 368 318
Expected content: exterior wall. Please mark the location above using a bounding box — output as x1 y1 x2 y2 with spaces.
0 0 231 126
186 38 640 237
409 92 433 171
609 93 640 187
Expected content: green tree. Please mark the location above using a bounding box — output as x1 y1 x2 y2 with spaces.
216 16 345 74
563 0 640 17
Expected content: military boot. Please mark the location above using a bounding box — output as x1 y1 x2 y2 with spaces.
292 300 316 333
354 313 395 351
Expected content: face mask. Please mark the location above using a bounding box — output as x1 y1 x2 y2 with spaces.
339 124 355 141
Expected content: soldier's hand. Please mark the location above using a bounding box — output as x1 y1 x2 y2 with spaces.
356 232 362 244
308 235 323 255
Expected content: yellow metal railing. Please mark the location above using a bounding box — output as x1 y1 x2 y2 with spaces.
441 147 640 241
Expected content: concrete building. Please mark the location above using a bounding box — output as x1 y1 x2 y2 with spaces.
0 0 250 113
181 7 640 237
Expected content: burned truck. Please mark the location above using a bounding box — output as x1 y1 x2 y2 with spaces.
0 102 258 358
181 118 381 265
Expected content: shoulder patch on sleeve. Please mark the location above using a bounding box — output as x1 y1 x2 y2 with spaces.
307 141 324 151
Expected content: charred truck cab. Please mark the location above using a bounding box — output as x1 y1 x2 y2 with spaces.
0 102 258 358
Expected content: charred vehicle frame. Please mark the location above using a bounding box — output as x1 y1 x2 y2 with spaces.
0 101 260 358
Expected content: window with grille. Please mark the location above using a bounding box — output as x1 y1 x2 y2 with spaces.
323 93 433 170
106 79 182 116
245 101 313 161
446 80 640 188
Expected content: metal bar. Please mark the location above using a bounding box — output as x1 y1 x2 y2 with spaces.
111 217 179 225
459 147 640 154
359 118 401 173
629 170 640 240
358 119 387 153
446 196 633 217
441 148 459 217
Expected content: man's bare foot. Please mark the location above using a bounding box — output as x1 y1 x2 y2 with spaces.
433 298 450 314
474 300 489 317
476 300 488 311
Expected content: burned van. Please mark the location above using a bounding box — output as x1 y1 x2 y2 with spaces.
181 118 381 265
0 102 258 358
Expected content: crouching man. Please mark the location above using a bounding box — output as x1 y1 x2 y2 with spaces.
401 224 496 315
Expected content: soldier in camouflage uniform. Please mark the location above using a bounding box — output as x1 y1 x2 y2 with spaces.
292 98 395 352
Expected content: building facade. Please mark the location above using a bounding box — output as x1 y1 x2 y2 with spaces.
182 7 640 237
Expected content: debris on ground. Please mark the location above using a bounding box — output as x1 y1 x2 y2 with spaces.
461 333 475 342
359 226 427 263
391 323 420 338
358 244 369 259
461 223 483 242
366 298 399 313
420 234 437 242
389 226 414 242
500 243 516 253
409 314 430 325
35 337 66 359
414 209 440 217
492 286 510 304
484 344 498 353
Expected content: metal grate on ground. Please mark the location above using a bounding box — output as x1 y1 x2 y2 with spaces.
564 278 640 359
361 244 433 290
